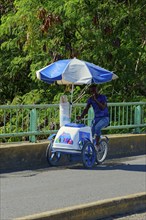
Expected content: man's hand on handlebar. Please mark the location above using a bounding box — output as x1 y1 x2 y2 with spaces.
76 115 81 120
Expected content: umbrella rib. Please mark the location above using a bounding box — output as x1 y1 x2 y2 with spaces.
61 59 72 80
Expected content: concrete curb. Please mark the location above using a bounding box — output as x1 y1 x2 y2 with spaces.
15 192 146 220
0 134 146 172
108 134 146 158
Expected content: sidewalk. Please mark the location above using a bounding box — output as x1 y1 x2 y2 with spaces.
15 193 146 220
104 211 146 220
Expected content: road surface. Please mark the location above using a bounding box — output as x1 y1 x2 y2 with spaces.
1 155 146 220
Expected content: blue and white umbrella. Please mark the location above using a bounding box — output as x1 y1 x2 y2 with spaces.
36 58 118 116
36 58 118 85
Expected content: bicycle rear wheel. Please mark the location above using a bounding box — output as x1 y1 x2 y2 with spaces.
96 139 108 164
82 141 96 168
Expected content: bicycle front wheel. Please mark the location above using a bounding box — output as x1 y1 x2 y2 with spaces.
46 141 61 166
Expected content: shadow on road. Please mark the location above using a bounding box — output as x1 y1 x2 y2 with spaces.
1 156 145 174
96 163 146 172
69 162 146 173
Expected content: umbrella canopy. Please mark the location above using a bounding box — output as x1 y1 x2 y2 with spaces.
36 58 118 85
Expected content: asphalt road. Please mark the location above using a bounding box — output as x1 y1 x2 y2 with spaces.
1 155 146 220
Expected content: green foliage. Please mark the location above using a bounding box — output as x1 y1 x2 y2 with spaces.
0 0 146 105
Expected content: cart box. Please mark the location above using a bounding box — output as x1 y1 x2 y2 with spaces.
53 123 92 152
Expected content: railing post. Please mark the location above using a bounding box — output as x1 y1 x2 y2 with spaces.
87 107 94 126
134 105 141 133
29 109 37 142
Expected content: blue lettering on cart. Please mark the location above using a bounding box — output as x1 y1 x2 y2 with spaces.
79 131 90 141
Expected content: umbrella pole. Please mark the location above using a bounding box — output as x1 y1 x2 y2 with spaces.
70 83 74 118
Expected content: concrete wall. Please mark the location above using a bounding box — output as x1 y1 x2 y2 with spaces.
0 134 145 173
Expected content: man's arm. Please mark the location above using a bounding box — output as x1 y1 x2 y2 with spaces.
77 103 90 120
92 94 107 110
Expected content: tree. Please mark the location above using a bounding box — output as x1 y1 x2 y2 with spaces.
0 0 146 105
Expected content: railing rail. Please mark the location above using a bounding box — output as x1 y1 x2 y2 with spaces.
0 102 146 142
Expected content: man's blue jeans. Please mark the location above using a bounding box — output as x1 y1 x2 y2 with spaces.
91 117 109 137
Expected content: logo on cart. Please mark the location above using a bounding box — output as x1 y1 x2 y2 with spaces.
55 132 73 145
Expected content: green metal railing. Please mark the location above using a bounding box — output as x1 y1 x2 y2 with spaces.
0 102 146 143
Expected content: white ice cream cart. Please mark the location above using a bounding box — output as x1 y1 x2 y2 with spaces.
46 122 109 168
46 95 108 168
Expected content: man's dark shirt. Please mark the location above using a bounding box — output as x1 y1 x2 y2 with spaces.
87 94 109 119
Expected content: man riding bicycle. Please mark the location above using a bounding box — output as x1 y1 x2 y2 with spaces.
77 85 110 150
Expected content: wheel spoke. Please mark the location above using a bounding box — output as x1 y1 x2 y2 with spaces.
50 153 55 160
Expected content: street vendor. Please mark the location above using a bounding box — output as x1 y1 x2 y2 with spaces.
77 84 110 150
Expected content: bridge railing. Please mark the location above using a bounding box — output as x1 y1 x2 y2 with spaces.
0 102 146 143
